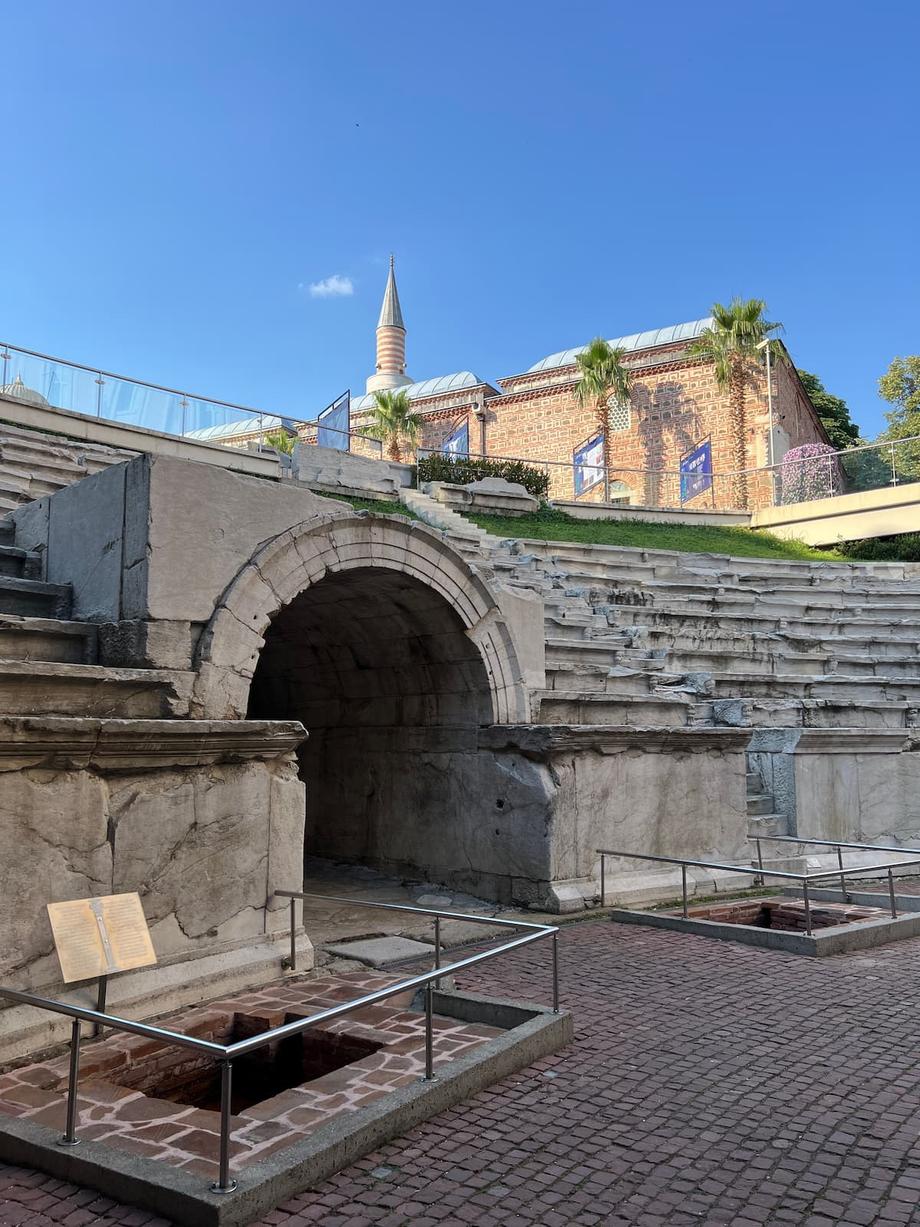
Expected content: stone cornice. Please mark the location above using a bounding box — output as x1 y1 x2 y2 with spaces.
478 724 751 755
793 729 911 755
0 717 307 772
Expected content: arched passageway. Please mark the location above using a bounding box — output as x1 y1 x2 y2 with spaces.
247 565 493 874
193 515 541 895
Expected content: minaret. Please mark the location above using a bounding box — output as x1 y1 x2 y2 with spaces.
366 255 412 393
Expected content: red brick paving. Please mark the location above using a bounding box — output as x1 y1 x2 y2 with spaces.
3 919 920 1224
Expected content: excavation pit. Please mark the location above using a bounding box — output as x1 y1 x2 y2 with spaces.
0 972 571 1227
610 893 920 956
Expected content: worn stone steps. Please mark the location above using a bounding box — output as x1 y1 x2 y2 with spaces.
0 575 71 618
0 615 98 664
0 544 41 580
0 660 193 717
535 689 692 726
746 793 776 817
693 696 918 730
600 602 920 641
704 671 920 704
544 637 920 681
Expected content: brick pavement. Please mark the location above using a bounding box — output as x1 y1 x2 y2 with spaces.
2 919 920 1225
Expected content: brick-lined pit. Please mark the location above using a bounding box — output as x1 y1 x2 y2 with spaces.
679 897 886 931
0 974 501 1184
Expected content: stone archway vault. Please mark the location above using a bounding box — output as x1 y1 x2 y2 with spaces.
191 513 533 724
190 512 544 895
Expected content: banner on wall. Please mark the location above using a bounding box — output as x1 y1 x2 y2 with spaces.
442 420 470 459
573 432 605 496
317 390 351 451
680 438 713 503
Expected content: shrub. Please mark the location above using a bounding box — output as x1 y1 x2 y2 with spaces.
836 533 920 562
779 443 842 504
417 453 549 498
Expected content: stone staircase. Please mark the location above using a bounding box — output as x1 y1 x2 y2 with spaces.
0 421 132 513
0 519 193 718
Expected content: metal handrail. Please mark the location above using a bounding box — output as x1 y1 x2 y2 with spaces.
0 894 558 1196
596 846 920 937
750 834 920 903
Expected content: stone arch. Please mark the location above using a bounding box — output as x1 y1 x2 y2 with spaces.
192 511 535 889
192 511 530 725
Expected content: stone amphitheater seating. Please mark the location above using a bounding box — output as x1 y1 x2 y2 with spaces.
1 425 918 909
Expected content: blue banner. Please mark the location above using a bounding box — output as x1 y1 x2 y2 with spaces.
680 439 713 503
317 391 351 451
442 420 470 458
573 432 604 496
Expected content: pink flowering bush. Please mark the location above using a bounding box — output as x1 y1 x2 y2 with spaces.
779 443 842 504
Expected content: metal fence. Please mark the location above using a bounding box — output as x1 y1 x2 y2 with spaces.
0 892 558 1196
596 847 920 934
5 338 919 513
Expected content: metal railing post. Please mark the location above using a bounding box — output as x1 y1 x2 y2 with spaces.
802 878 813 936
755 838 764 887
552 931 559 1013
60 1019 82 1146
600 854 605 907
289 897 297 971
94 372 104 417
888 868 898 919
837 845 847 901
434 915 441 989
423 983 435 1081
681 863 689 917
890 443 899 486
210 1060 237 1193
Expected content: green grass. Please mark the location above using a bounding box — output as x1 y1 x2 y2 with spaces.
463 505 842 562
317 492 420 520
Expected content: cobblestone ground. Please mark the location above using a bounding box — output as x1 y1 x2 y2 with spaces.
3 919 920 1226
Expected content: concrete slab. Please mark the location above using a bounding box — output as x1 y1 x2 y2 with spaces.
325 936 436 966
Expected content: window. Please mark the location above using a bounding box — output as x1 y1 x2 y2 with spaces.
606 395 631 433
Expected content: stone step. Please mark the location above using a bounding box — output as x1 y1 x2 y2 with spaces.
747 814 789 837
0 576 71 618
0 446 86 483
693 696 918 730
0 470 30 497
544 664 664 697
0 661 193 717
705 671 920 704
544 638 920 682
601 603 920 641
746 793 776 816
535 689 692 726
746 769 763 791
0 615 98 664
0 519 13 547
0 545 41 580
0 492 25 514
519 538 911 583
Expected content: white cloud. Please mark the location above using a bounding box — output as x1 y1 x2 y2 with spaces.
305 274 354 299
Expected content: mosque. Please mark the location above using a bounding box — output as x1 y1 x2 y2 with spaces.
308 258 831 510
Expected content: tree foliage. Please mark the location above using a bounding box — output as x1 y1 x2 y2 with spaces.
878 356 920 479
688 299 782 507
796 369 859 450
574 338 631 497
364 389 423 462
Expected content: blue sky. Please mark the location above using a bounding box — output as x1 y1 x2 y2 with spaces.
2 1 918 437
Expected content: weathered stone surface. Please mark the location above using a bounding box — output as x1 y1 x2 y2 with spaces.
0 771 112 987
324 936 435 966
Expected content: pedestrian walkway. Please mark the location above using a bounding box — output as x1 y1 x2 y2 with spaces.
2 918 920 1225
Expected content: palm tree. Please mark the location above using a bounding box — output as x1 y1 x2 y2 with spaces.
689 299 782 508
574 338 631 501
264 429 295 454
364 389 423 462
